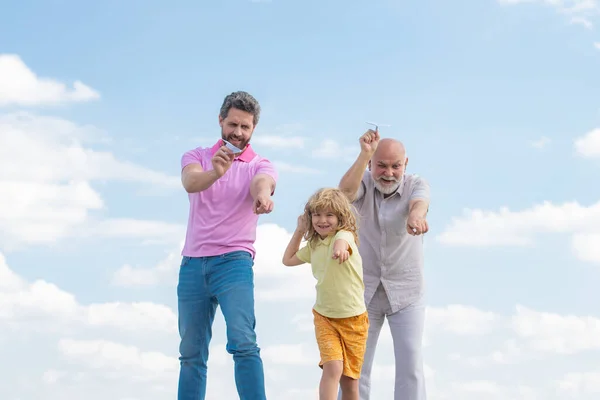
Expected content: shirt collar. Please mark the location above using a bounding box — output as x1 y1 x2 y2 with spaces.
210 139 256 162
317 234 333 246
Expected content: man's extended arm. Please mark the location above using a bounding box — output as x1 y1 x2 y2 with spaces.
250 173 276 214
406 175 431 235
409 198 429 218
407 199 430 235
250 173 275 198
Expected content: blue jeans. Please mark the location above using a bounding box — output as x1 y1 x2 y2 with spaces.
177 251 266 400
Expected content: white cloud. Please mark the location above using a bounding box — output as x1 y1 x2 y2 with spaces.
0 54 99 106
595 42 600 49
261 343 316 366
58 339 178 379
574 128 600 158
438 200 600 247
252 135 305 149
0 251 177 334
451 380 503 396
498 0 598 30
570 16 594 28
0 112 181 249
42 369 68 385
89 219 184 244
112 247 182 287
558 371 600 396
311 139 357 161
427 305 500 335
529 136 551 149
449 339 527 367
274 161 321 174
0 113 179 185
512 305 600 354
572 233 600 263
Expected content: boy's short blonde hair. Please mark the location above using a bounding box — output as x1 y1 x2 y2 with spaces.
302 188 359 247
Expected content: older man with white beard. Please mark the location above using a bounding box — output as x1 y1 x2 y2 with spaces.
338 129 430 400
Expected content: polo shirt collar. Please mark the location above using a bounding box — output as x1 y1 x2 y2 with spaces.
317 234 333 246
210 139 256 162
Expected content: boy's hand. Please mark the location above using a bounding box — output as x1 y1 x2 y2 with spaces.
332 239 350 264
295 214 307 234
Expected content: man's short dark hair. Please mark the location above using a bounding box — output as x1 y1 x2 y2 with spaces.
219 91 261 126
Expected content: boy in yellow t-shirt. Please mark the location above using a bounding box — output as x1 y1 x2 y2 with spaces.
282 188 368 400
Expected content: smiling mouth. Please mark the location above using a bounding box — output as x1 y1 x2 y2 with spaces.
316 225 331 230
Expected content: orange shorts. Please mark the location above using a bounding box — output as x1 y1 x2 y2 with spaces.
313 309 369 379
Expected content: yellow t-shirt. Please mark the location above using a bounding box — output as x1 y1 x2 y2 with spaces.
296 230 366 318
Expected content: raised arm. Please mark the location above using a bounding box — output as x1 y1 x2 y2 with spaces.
181 146 234 193
282 215 308 266
339 129 379 201
182 164 219 193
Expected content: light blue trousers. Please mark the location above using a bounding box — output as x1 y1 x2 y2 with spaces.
339 284 427 400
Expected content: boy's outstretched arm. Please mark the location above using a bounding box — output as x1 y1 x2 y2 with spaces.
282 215 308 267
332 238 351 264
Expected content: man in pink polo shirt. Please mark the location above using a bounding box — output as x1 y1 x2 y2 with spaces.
177 91 277 400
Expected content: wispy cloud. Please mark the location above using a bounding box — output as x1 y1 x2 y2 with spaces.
498 0 598 31
570 16 594 29
252 135 305 149
274 161 320 174
529 136 551 149
311 139 357 161
0 54 100 107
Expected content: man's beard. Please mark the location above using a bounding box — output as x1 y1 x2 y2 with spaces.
374 175 404 195
221 131 249 150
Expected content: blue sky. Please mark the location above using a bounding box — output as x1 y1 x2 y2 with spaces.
1 0 600 399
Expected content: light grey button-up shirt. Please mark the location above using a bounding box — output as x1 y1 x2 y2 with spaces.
352 171 430 314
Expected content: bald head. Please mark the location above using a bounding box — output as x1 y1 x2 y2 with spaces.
370 138 408 195
373 138 406 162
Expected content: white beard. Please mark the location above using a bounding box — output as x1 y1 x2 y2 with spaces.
374 175 404 195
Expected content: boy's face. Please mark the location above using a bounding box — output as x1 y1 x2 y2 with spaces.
311 208 339 238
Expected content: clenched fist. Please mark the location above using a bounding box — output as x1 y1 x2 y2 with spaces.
211 146 234 177
360 129 380 156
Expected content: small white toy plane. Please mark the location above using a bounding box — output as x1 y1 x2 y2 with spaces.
366 121 391 131
222 139 243 154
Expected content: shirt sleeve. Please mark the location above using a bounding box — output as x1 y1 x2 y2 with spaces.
254 158 278 194
254 158 278 182
410 175 430 202
352 171 369 204
355 181 366 202
296 244 311 263
181 148 202 171
333 230 357 255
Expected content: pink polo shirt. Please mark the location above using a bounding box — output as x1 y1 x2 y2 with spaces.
180 139 278 258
